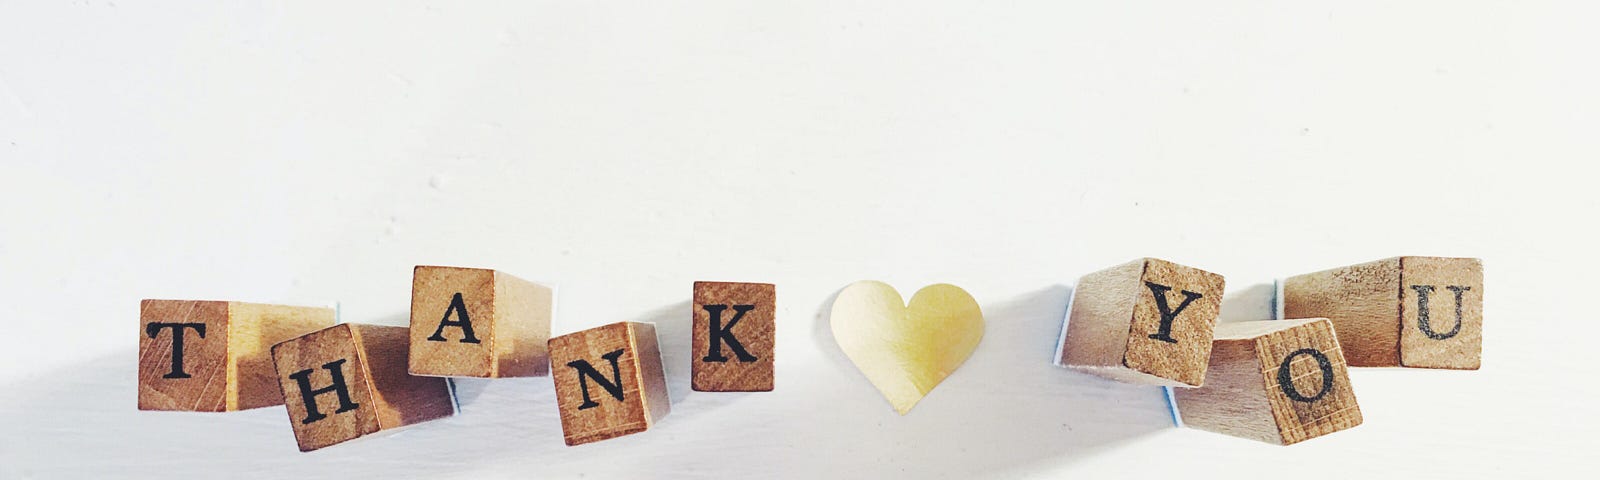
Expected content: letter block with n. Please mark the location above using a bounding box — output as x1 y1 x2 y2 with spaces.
1281 256 1483 369
139 300 335 412
1055 258 1226 387
409 265 554 378
548 322 670 446
273 323 455 452
692 281 776 392
1173 318 1363 445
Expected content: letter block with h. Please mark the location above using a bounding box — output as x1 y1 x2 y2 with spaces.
139 300 335 412
272 324 455 452
409 265 554 378
548 322 670 446
1281 256 1483 369
1173 318 1363 445
1055 258 1227 387
692 281 776 392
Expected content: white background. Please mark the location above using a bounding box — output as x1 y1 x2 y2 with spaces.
1 2 1595 479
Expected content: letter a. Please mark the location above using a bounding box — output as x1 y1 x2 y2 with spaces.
427 292 481 343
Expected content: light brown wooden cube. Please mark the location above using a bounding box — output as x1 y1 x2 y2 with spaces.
692 281 775 392
139 300 335 412
272 323 455 452
1054 258 1226 387
409 265 553 378
549 322 670 446
1173 318 1363 445
1281 256 1483 369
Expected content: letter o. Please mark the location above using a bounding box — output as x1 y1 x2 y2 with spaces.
1277 348 1334 403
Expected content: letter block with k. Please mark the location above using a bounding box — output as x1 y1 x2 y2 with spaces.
1282 256 1483 369
139 300 334 412
692 281 776 392
548 322 670 446
409 265 554 378
1055 258 1227 387
1173 318 1363 445
272 324 455 452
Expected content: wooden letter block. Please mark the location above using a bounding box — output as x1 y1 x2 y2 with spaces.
1173 318 1363 445
1281 257 1483 369
273 324 455 452
692 281 776 392
409 265 553 378
549 322 670 446
1054 258 1226 386
139 300 335 412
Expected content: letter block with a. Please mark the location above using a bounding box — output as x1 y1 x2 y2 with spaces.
409 265 554 378
549 322 670 446
1281 256 1483 369
272 324 455 452
139 300 335 412
1173 318 1363 445
692 281 776 392
1055 258 1226 387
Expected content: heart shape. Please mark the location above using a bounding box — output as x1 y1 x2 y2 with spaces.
830 281 985 415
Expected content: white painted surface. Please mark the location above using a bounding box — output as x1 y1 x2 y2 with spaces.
1 2 1595 478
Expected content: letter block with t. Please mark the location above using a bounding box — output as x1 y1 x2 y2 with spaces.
139 300 335 412
692 281 775 392
1054 258 1226 387
549 322 670 446
1173 318 1363 445
409 265 554 378
272 324 455 452
1281 256 1483 369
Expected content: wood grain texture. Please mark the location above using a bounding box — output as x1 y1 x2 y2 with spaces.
1058 258 1225 387
549 322 670 446
1283 256 1483 369
1175 318 1362 445
409 265 553 377
138 300 334 412
692 281 776 392
272 324 454 452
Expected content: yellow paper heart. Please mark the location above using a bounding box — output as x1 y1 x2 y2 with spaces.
831 281 985 415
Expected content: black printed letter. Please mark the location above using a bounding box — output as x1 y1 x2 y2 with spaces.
145 322 206 379
1412 285 1469 340
702 304 758 363
1277 348 1334 403
1143 282 1203 343
288 359 361 424
426 292 481 343
566 349 626 410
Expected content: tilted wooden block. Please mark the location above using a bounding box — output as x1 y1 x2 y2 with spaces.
409 265 553 378
1281 256 1483 369
273 324 455 452
1055 258 1226 387
1173 318 1363 445
549 322 670 446
692 281 776 392
139 300 335 412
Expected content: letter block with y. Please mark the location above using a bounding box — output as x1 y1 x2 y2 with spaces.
409 265 554 378
1054 258 1226 387
1173 318 1363 445
692 281 775 392
273 324 455 452
549 322 670 446
1281 256 1483 369
139 300 335 411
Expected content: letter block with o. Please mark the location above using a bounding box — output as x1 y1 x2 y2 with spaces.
272 323 455 452
139 300 335 412
1281 256 1483 369
409 265 554 378
1173 318 1363 445
549 322 670 446
1055 258 1227 387
692 281 775 392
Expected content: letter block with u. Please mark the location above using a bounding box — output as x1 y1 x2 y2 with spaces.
1173 318 1363 445
548 322 670 446
138 300 335 412
272 323 455 452
409 265 554 378
1055 258 1227 387
1281 256 1483 369
692 281 776 392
